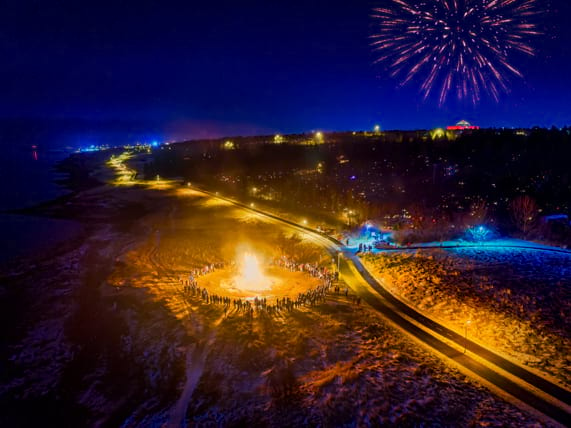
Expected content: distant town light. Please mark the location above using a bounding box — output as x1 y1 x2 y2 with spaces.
223 140 235 150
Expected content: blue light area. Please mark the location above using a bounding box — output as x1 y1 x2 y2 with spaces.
350 175 357 180
76 142 114 153
152 141 159 147
361 222 381 239
78 145 100 153
465 225 492 242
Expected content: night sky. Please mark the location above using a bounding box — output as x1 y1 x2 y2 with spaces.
2 0 571 139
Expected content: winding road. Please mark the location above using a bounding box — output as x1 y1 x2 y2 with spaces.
192 186 571 427
108 154 570 425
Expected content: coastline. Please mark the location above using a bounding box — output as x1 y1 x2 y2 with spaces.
0 150 113 265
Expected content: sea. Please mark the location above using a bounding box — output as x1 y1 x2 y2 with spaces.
0 141 81 263
0 118 161 263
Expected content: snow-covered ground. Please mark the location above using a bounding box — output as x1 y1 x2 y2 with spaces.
105 191 554 426
362 246 571 388
345 232 571 254
181 296 547 426
0 156 557 426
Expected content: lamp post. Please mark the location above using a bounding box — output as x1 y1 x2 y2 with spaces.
464 320 471 353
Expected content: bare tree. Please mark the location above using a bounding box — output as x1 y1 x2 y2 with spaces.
409 203 430 230
510 195 538 236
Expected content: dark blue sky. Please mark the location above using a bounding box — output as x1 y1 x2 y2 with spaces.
1 0 571 139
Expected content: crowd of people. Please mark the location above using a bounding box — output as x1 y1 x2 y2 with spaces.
358 243 374 253
177 255 357 318
272 256 337 282
182 261 228 289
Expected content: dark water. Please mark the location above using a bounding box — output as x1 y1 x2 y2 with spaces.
0 146 71 211
0 118 159 262
0 143 78 262
0 117 158 210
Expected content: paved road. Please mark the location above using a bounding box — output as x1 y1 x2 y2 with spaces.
187 186 571 426
339 256 571 426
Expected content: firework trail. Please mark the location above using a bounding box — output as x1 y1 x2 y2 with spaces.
371 0 541 105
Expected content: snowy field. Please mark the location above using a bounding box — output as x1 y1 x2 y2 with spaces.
103 191 554 425
0 159 556 425
362 246 571 388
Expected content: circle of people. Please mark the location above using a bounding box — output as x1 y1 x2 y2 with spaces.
179 256 359 317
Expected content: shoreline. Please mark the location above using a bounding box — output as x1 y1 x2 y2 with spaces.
0 150 114 265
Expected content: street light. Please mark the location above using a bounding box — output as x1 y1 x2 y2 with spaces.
464 320 472 353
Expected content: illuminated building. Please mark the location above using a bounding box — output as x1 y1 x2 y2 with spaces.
447 120 480 131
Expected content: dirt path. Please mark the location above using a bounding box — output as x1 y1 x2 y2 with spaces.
168 314 225 427
167 340 209 428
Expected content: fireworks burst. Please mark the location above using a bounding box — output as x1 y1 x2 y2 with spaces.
371 0 541 105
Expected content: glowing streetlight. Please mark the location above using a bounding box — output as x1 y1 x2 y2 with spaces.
250 202 255 208
223 140 235 150
432 128 446 140
374 124 381 134
464 320 472 353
